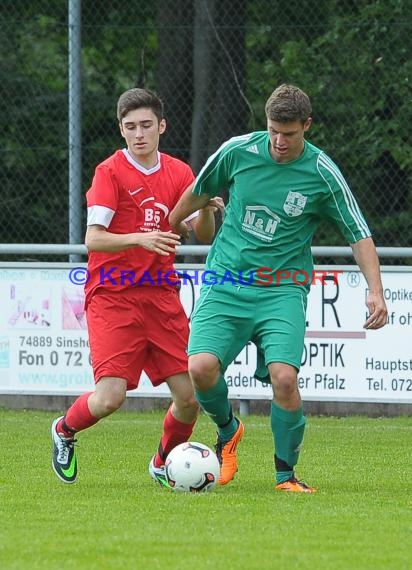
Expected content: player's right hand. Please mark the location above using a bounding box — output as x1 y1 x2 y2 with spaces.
136 231 181 256
173 221 190 241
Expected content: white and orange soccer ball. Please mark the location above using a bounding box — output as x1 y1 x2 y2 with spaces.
165 442 220 493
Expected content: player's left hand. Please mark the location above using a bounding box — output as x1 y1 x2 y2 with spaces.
363 291 388 329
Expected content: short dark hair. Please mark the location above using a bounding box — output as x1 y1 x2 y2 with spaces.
117 88 164 123
265 84 312 123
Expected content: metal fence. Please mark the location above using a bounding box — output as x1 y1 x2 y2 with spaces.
1 0 411 255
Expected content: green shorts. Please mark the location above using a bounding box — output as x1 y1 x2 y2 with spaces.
188 283 308 374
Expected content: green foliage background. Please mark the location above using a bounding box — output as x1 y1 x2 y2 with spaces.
1 0 411 249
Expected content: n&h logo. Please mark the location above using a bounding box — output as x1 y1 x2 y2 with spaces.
242 206 280 242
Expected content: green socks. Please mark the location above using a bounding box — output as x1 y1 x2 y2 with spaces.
195 375 238 442
270 401 306 483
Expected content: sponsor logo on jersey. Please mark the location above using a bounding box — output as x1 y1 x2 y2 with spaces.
242 206 280 242
127 186 169 232
283 191 307 217
141 201 169 232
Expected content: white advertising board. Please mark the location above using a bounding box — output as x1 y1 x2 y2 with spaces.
0 263 411 403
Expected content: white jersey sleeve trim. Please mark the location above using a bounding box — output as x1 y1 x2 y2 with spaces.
184 211 199 223
87 205 115 228
317 153 370 241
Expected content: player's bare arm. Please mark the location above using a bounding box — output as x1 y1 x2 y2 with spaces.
189 197 225 244
85 224 181 256
169 184 211 229
350 237 388 329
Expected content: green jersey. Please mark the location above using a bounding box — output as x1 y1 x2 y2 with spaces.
192 131 370 288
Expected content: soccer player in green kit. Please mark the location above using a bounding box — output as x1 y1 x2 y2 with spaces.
169 84 388 492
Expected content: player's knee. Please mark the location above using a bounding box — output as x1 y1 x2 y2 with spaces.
188 354 219 388
93 377 127 416
94 389 126 415
187 394 199 409
269 366 297 399
176 394 199 413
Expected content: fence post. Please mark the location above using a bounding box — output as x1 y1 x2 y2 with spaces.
68 0 82 262
239 399 250 416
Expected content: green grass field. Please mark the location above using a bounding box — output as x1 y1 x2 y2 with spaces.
0 409 411 570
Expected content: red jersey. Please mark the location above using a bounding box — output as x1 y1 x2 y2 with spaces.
85 149 195 306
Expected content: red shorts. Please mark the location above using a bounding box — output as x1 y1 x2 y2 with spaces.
86 286 189 390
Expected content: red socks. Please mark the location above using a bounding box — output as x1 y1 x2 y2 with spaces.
56 392 99 437
153 407 195 467
56 398 194 467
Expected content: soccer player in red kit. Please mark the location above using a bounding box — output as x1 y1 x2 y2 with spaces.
51 88 221 484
